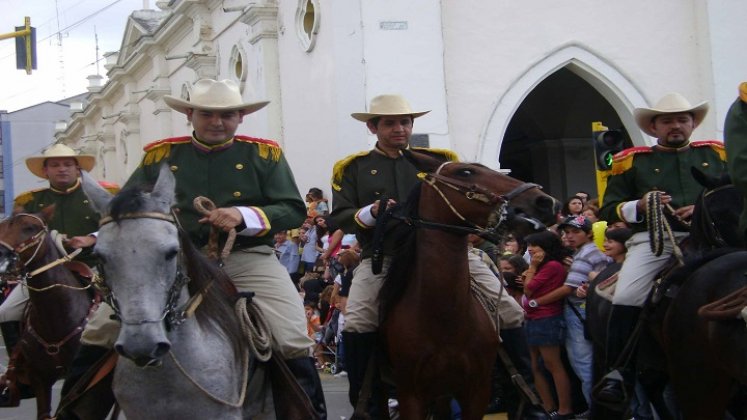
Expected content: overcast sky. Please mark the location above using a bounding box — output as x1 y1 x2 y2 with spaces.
0 0 147 112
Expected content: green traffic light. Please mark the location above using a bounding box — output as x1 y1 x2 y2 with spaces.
604 152 614 168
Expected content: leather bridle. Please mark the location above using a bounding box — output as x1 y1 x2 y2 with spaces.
96 210 201 331
404 162 546 242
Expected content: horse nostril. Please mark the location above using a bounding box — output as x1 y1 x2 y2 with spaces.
153 342 170 358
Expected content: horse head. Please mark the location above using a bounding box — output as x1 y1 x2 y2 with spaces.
82 165 180 367
402 149 558 239
689 167 744 250
0 205 55 274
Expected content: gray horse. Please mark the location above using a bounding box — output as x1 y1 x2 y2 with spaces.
80 166 274 419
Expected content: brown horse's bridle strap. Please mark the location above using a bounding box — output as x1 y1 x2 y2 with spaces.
423 163 542 233
0 213 49 269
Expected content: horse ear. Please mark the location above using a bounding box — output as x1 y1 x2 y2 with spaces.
402 149 446 173
151 164 176 208
80 170 113 215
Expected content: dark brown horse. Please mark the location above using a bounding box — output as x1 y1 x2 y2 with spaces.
0 207 94 420
588 169 747 420
379 150 558 419
659 169 747 420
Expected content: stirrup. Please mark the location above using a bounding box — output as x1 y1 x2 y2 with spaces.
592 369 630 412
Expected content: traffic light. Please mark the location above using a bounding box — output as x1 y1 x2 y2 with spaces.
14 17 36 74
592 121 625 171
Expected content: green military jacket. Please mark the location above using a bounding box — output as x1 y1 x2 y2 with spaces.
126 135 306 249
724 82 747 239
14 179 117 266
599 141 727 234
330 145 457 258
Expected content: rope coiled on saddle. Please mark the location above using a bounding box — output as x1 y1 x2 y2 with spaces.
235 296 273 362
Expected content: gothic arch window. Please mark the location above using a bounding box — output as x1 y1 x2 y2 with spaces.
295 0 320 52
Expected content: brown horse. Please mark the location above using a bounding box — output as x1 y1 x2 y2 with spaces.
379 150 558 419
0 206 94 420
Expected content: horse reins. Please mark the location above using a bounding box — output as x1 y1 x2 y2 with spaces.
646 191 685 265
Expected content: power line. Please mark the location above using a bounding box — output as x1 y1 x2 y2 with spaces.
0 0 126 62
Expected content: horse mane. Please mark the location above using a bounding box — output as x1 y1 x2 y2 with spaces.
178 229 247 358
378 182 421 324
108 185 246 358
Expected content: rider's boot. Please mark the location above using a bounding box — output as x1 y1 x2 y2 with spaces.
0 321 21 358
285 356 328 420
0 321 34 406
342 331 385 418
594 304 642 406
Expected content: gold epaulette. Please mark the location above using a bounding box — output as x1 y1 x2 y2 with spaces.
235 135 282 161
331 150 372 191
98 181 121 195
740 82 747 103
690 140 726 161
610 146 651 175
13 188 44 207
411 147 460 162
141 136 192 166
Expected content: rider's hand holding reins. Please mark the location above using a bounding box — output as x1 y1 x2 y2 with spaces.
64 235 96 249
198 207 243 232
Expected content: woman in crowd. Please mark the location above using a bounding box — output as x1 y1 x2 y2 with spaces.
499 254 529 275
561 196 585 218
522 230 574 420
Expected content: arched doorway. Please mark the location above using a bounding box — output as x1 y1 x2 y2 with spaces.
478 45 650 200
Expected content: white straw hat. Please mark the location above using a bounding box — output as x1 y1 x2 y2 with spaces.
634 93 709 137
25 144 95 179
164 79 269 115
351 94 430 122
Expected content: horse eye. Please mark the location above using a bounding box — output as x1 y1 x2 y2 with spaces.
165 249 178 261
457 168 473 177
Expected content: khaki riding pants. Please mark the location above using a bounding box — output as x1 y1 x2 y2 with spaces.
343 252 524 333
0 284 28 323
82 245 313 359
612 231 689 307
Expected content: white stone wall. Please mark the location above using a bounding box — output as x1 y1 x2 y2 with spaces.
54 0 747 194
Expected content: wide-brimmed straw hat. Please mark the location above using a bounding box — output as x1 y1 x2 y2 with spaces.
25 144 95 179
351 94 430 122
164 79 270 115
634 93 709 137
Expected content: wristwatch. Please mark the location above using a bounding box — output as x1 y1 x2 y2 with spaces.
528 299 538 308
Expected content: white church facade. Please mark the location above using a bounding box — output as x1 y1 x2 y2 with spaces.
55 0 747 200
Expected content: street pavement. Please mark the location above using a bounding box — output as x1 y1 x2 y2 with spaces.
0 350 506 419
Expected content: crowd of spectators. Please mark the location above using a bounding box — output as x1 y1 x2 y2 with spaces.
274 187 359 376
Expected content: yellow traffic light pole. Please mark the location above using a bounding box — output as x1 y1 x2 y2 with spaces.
0 17 33 74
